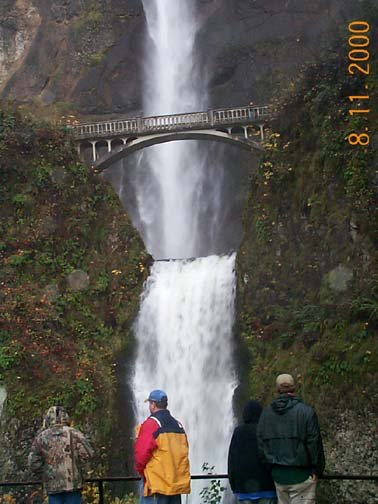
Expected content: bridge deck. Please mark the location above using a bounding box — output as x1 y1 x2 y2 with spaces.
70 105 269 141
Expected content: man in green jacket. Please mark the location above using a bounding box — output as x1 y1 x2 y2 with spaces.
257 374 325 504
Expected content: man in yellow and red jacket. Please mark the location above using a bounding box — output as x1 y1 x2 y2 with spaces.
134 389 191 504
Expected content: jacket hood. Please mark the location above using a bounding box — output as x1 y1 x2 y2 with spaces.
243 400 262 424
271 394 300 415
43 406 70 428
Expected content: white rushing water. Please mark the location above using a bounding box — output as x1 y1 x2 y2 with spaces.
131 0 238 484
133 255 237 473
127 0 225 260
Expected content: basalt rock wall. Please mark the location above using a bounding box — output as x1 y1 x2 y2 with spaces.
0 0 361 117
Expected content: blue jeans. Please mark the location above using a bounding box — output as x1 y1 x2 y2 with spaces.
48 490 82 504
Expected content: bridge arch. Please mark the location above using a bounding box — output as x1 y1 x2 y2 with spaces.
230 126 245 136
93 130 263 172
111 138 124 152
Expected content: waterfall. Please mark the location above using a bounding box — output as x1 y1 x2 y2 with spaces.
133 255 236 474
130 0 238 485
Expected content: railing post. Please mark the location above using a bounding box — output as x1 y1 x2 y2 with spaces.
137 117 143 133
208 109 214 127
259 124 265 142
98 480 104 504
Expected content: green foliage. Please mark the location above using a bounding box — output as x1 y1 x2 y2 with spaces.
314 357 353 386
255 218 269 242
86 49 107 67
94 272 110 293
0 104 150 477
11 193 28 206
200 463 225 504
7 251 32 267
73 8 103 34
291 304 326 333
0 331 21 381
74 378 98 416
35 164 53 188
350 291 378 324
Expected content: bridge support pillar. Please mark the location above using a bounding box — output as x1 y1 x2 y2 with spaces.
107 139 112 153
243 126 248 139
91 141 97 161
259 124 265 142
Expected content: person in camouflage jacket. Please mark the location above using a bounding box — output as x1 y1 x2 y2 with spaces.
28 406 94 504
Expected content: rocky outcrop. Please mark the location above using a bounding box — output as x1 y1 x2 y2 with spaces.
197 0 360 106
1 0 145 115
0 0 41 92
0 0 361 117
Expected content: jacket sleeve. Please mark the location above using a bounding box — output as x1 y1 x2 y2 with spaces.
134 418 158 475
75 430 94 464
306 410 325 476
28 438 44 474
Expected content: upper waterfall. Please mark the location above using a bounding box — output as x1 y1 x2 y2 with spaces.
122 0 225 260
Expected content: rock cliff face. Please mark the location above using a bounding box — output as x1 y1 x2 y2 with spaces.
0 0 41 90
0 0 360 116
196 0 359 106
1 0 145 116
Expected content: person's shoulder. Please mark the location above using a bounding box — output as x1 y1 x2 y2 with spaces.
296 400 316 415
36 425 60 442
233 424 245 433
260 403 274 415
142 415 161 429
69 426 88 437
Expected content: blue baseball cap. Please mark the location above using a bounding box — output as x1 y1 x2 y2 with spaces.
145 389 168 403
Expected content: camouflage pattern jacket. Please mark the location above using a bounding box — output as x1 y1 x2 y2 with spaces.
28 424 94 494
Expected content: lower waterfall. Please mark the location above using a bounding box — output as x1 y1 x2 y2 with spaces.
132 254 237 476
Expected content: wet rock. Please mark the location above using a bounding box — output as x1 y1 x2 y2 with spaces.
0 0 41 93
50 167 67 186
40 215 56 234
67 269 89 290
42 284 59 303
0 386 6 418
328 265 353 292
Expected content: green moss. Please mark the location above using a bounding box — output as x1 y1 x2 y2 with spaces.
86 49 107 67
73 8 103 35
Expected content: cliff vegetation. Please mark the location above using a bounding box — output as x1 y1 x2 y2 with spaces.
236 10 377 503
0 105 150 498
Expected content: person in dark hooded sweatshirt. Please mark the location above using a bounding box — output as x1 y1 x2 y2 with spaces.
257 374 325 504
228 400 277 503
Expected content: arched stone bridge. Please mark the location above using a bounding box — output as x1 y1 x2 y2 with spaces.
70 105 269 172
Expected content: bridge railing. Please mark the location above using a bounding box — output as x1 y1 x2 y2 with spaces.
70 105 269 140
0 472 377 503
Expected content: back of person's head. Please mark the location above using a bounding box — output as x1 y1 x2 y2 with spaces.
145 389 168 409
242 400 263 424
43 406 70 428
276 374 296 394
